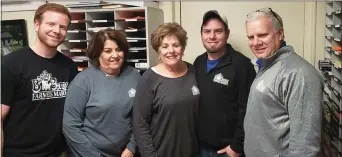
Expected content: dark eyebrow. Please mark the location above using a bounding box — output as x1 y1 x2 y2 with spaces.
214 28 224 31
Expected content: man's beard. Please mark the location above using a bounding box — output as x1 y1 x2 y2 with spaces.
207 50 219 53
205 46 220 54
37 31 63 48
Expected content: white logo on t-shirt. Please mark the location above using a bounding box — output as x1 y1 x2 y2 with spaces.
31 70 68 101
191 85 200 95
128 88 136 97
213 73 229 86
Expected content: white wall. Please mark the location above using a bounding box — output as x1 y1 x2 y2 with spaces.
180 2 306 63
159 1 325 67
2 1 325 67
158 2 175 23
315 2 326 67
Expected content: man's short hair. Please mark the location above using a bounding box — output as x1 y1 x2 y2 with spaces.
34 3 71 23
246 7 283 31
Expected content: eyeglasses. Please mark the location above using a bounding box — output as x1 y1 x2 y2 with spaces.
250 7 283 28
267 8 282 27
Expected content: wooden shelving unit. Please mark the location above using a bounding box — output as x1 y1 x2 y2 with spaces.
59 7 164 73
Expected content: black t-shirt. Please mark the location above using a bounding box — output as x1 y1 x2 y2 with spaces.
1 47 78 157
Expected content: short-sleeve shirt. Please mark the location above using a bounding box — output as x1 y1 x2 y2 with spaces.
1 47 78 157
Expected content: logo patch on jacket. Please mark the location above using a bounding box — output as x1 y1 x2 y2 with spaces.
256 80 266 92
213 73 229 86
128 88 136 97
191 85 200 95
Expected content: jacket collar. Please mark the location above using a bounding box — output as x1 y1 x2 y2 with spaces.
256 41 287 70
259 45 294 72
205 43 235 69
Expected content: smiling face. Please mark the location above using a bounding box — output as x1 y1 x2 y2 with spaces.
158 35 184 66
34 11 69 48
99 40 124 72
246 16 284 59
201 18 229 54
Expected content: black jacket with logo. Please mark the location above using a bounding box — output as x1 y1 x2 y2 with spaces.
193 44 256 153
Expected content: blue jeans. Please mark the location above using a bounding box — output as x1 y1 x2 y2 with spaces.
199 147 230 157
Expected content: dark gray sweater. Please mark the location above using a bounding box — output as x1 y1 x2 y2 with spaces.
133 65 200 157
63 66 141 157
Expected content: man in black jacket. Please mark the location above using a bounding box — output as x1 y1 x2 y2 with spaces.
194 10 256 157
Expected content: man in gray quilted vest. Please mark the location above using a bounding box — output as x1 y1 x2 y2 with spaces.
243 7 323 157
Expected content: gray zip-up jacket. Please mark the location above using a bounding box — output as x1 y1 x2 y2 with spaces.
244 45 323 157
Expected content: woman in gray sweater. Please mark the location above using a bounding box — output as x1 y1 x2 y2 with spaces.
133 23 199 157
63 28 141 157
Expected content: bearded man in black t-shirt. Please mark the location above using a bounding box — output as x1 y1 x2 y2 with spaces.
1 3 78 157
